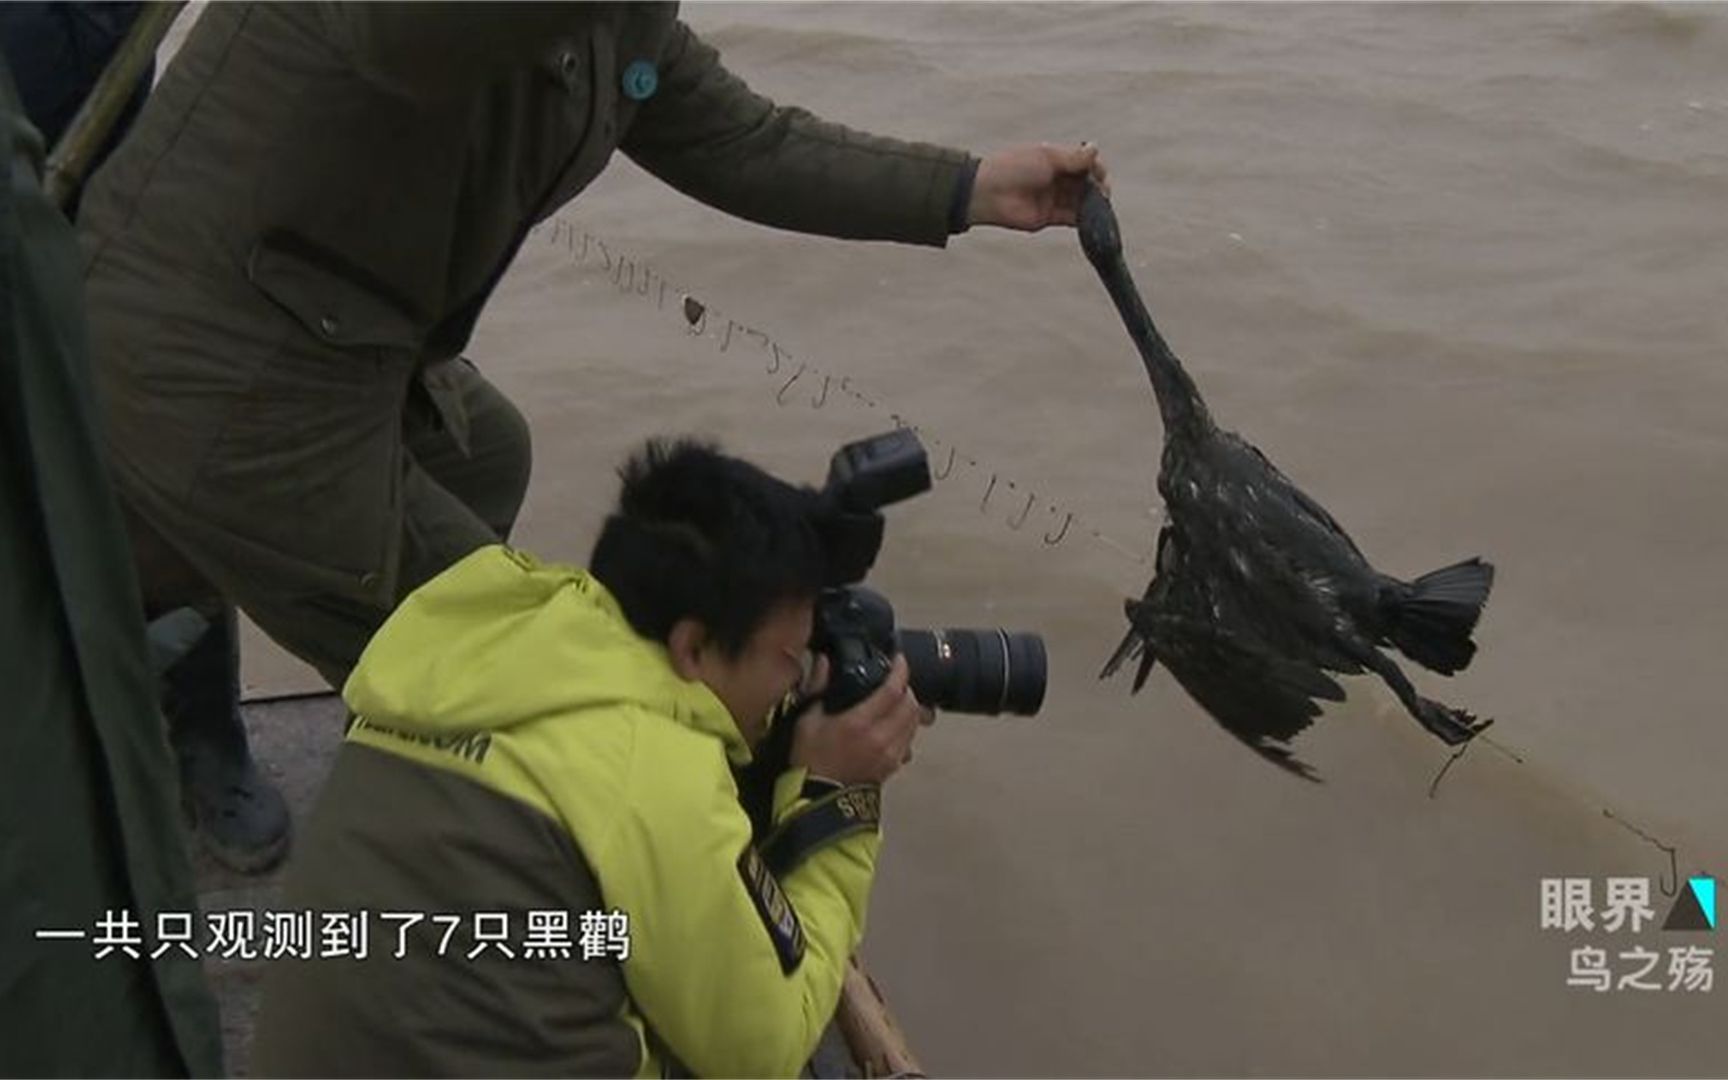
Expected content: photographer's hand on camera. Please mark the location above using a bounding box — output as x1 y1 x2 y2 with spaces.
792 654 925 785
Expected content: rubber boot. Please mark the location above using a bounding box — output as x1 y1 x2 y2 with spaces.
160 605 290 874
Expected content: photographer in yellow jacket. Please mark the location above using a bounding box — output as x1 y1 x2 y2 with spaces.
253 437 926 1078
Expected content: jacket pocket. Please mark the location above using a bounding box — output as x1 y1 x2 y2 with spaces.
184 316 411 609
247 232 429 355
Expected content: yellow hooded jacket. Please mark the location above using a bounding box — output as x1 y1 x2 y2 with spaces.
251 545 880 1078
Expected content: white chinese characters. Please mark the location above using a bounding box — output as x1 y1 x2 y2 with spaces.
34 908 631 962
1542 876 1713 994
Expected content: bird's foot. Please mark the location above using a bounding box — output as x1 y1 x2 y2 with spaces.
1414 697 1493 746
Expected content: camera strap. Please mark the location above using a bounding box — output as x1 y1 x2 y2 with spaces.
737 844 806 974
758 782 883 879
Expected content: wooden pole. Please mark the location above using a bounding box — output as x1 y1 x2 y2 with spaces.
836 959 925 1078
44 0 187 210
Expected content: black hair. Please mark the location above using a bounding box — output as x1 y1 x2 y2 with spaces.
589 438 827 658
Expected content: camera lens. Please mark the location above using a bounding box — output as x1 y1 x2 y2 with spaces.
896 628 1047 716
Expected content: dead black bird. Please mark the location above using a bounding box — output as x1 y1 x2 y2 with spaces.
1082 186 1494 780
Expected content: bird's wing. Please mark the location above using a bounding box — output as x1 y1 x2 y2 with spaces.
1241 440 1370 564
1246 556 1368 676
1100 626 1144 680
1287 483 1368 564
1141 612 1345 781
1103 539 1178 692
1102 610 1163 693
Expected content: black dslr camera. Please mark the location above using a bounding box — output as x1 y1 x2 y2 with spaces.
809 430 1047 717
738 429 1046 837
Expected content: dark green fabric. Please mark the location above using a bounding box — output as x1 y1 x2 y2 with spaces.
0 61 221 1078
252 744 639 1078
98 346 532 691
78 3 970 366
75 1 968 689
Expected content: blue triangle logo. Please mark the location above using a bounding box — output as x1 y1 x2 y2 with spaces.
1664 875 1716 931
1690 876 1716 930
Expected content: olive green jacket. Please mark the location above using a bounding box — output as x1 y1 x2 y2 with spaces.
78 2 974 366
252 546 883 1077
75 2 974 622
0 61 222 1078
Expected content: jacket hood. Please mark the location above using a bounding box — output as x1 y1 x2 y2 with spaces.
343 545 750 763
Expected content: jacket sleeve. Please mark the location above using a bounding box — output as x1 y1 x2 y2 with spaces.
592 722 881 1078
621 20 976 247
313 2 600 100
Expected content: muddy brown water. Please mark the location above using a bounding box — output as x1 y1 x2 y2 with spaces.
147 4 1728 1074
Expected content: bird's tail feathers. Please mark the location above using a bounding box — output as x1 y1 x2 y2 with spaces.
1388 557 1495 675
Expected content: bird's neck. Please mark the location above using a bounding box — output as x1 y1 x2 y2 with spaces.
1098 263 1214 440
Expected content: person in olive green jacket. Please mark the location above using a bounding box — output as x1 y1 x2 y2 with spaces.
252 438 928 1077
76 2 1108 871
1 54 223 1079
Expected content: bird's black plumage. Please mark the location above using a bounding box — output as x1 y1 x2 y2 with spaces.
1083 186 1494 779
